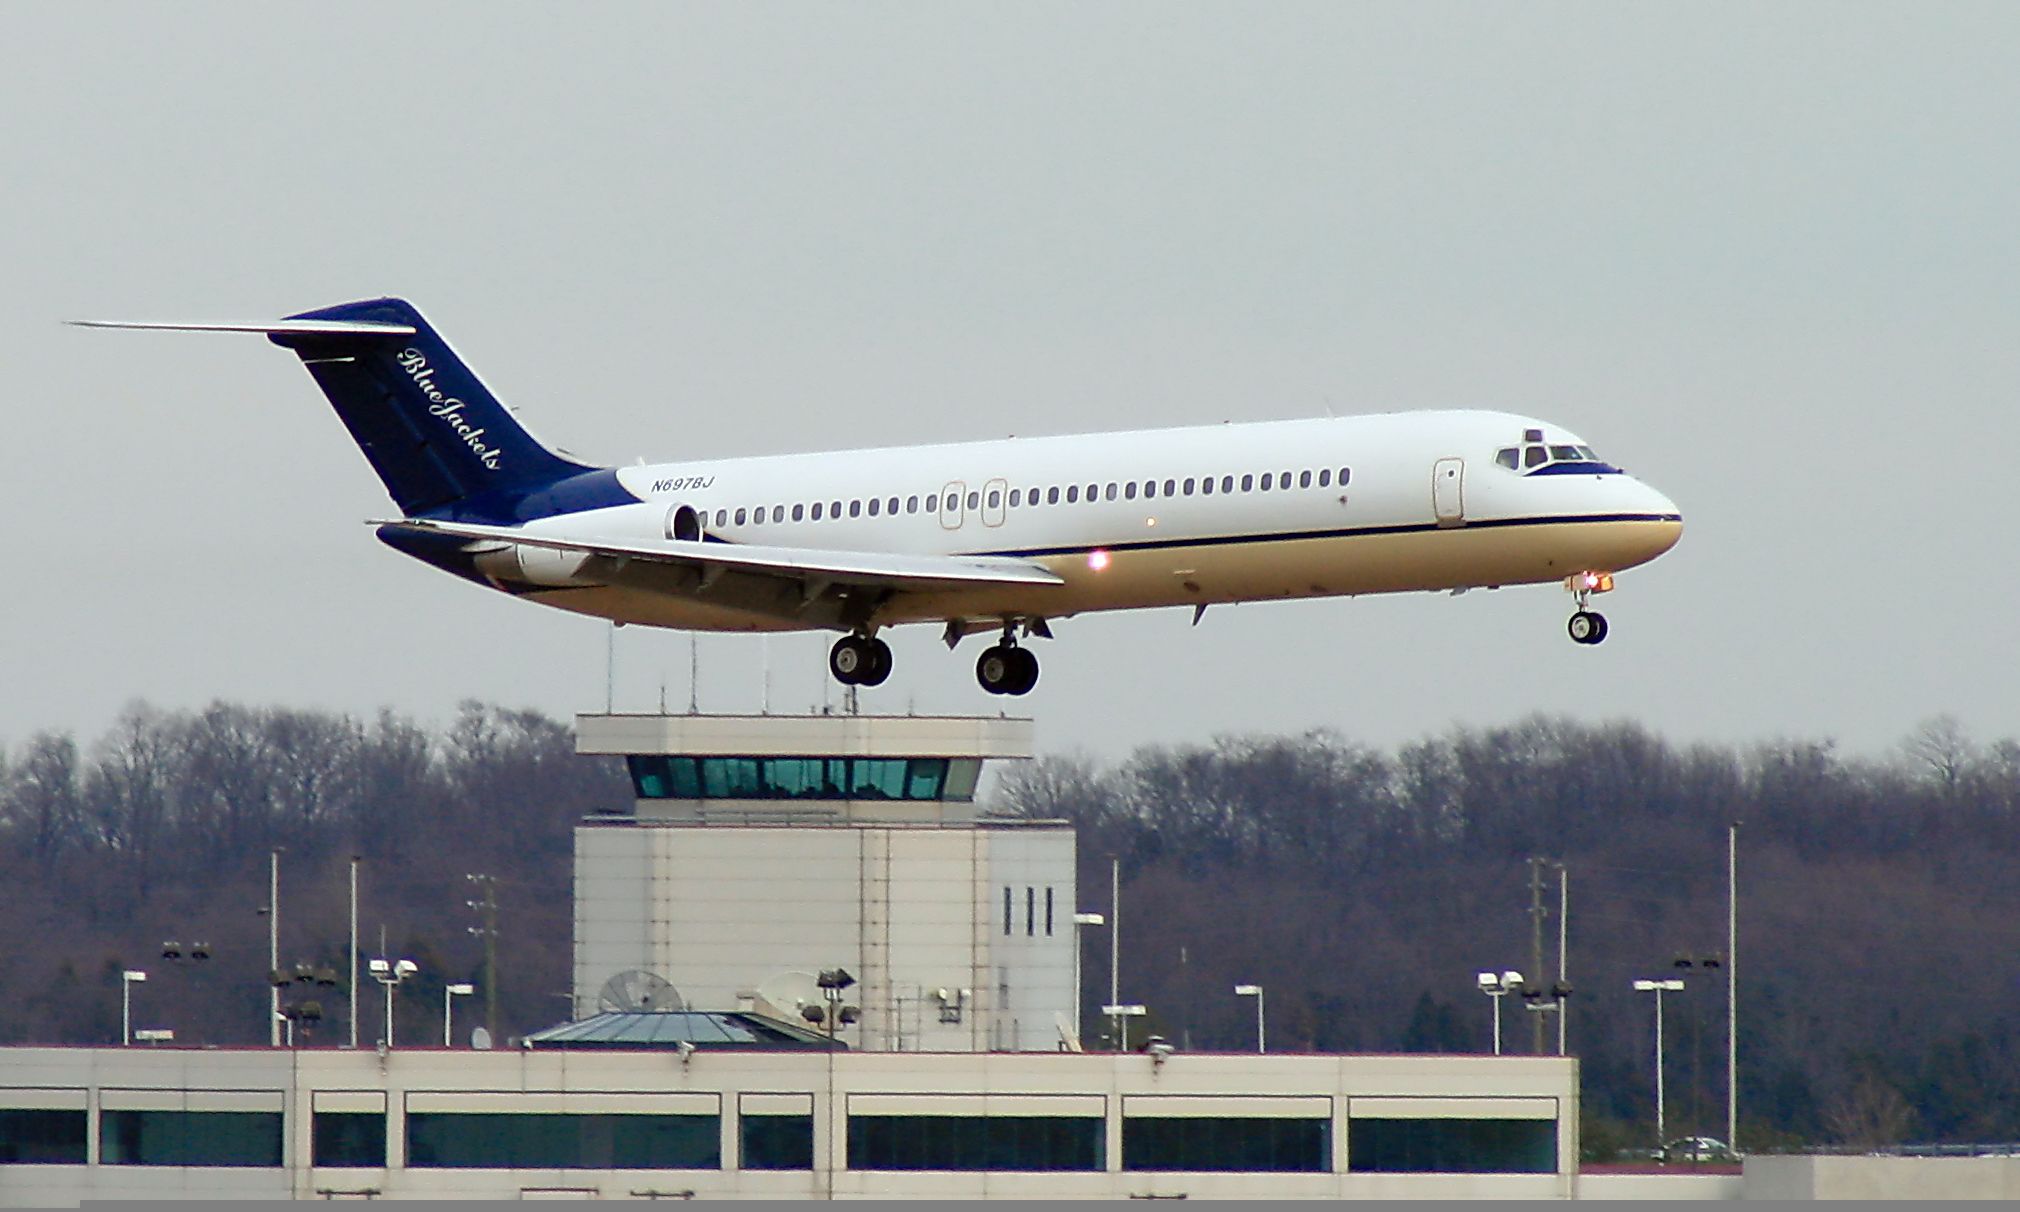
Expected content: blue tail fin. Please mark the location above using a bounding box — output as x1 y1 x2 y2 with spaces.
271 298 595 516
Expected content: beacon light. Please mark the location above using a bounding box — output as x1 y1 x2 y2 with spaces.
1088 550 1111 571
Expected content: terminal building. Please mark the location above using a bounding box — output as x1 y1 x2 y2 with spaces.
0 711 1592 1203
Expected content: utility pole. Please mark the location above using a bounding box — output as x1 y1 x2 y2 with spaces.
268 849 281 1048
1556 862 1569 1056
1728 821 1740 1152
1527 857 1548 1054
466 873 500 1037
348 856 361 1050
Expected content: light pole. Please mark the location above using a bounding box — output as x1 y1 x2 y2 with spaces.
267 849 281 1047
1634 977 1686 1151
1233 984 1266 1053
370 958 418 1048
1476 970 1523 1055
120 970 147 1046
444 983 475 1048
1071 912 1105 1042
1109 857 1122 1053
349 856 361 1051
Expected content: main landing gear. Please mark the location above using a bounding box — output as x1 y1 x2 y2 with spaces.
829 634 893 687
1566 571 1615 646
975 640 1040 696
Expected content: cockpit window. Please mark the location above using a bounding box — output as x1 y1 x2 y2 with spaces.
1550 445 1581 461
1495 448 1518 470
1574 445 1597 459
1524 446 1547 468
1501 435 1618 474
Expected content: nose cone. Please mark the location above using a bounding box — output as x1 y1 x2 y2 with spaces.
1629 478 1684 562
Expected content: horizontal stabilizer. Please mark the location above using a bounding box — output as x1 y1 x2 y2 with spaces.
379 518 1065 591
69 318 416 336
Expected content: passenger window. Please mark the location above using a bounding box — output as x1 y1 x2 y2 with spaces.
1067 486 1079 504
1164 479 1176 496
792 503 804 521
1125 482 1137 500
1142 481 1155 499
1201 476 1214 495
1525 447 1546 468
1009 489 1021 507
1299 470 1312 488
1184 477 1196 495
1318 470 1331 488
1496 448 1519 470
735 508 747 525
888 497 899 515
812 502 824 521
868 498 880 516
967 491 980 510
1221 475 1235 493
986 489 1001 508
850 500 862 517
714 509 728 527
1047 487 1060 505
906 495 918 513
1279 471 1292 489
772 505 785 523
1258 472 1271 492
1339 468 1351 484
831 499 843 517
1241 474 1254 492
1104 483 1117 501
923 495 936 513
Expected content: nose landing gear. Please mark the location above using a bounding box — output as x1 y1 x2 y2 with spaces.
1566 571 1615 646
829 634 893 687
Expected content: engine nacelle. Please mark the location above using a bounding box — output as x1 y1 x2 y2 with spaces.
473 543 597 587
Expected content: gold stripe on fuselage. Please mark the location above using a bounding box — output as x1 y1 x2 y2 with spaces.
523 517 1682 633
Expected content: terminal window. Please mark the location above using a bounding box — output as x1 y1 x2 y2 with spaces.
1347 1117 1556 1173
0 1109 85 1164
1122 1117 1329 1172
740 1114 814 1170
312 1111 387 1168
628 756 979 802
100 1110 283 1167
848 1115 1103 1172
406 1112 720 1170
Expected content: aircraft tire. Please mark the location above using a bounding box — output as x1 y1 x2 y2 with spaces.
1568 611 1604 645
858 638 894 687
830 636 871 684
1003 646 1040 695
976 646 1015 694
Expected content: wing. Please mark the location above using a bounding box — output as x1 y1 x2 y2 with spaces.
379 517 1063 592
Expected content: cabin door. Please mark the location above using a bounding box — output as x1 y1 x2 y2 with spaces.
1432 458 1466 527
940 480 966 530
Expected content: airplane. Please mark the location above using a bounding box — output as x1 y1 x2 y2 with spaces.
78 298 1682 696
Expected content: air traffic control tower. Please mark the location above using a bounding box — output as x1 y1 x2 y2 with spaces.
572 712 1075 1053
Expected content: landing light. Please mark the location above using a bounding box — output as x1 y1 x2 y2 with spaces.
1567 572 1614 594
1088 550 1111 571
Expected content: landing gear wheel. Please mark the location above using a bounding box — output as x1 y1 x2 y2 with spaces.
830 636 875 684
1003 646 1039 696
977 645 1032 695
1568 610 1609 645
858 638 893 687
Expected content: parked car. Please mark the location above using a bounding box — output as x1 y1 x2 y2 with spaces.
1662 1136 1736 1162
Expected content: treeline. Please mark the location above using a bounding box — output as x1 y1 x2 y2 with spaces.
997 715 2020 1154
0 703 2013 1152
0 701 626 1050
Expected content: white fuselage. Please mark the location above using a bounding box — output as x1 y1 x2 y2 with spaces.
507 409 1681 634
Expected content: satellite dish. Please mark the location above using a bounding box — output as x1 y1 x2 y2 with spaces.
753 970 823 1023
598 970 686 1014
470 1026 493 1051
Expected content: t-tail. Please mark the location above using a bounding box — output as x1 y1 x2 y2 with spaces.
275 298 599 516
76 297 624 521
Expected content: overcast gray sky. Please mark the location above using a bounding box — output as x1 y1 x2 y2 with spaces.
4 3 2016 759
